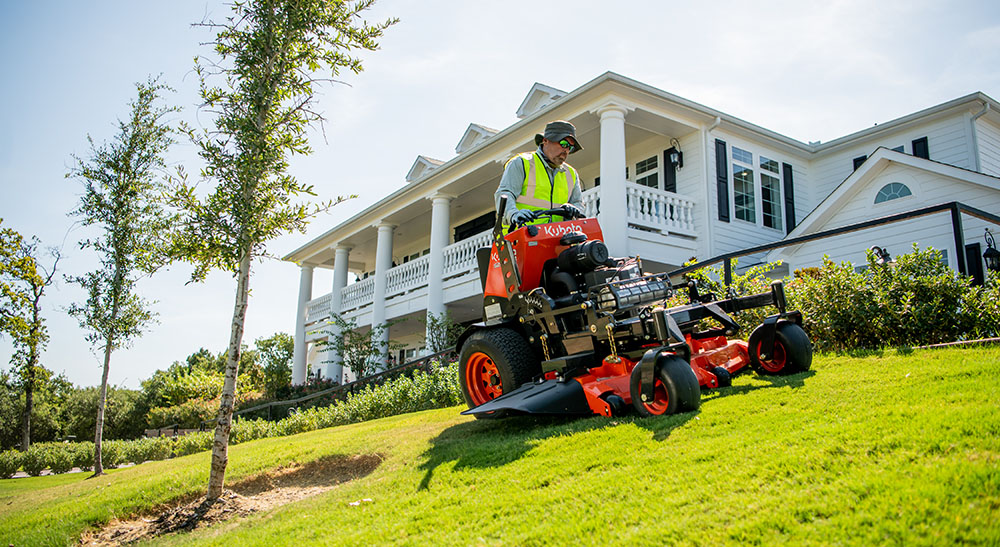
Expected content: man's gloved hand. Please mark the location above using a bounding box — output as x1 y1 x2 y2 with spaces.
510 209 536 225
560 203 585 219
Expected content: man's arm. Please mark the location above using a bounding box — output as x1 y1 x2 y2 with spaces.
494 156 525 224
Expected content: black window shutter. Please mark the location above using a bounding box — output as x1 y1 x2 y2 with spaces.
782 162 796 233
853 155 867 170
715 139 730 222
912 136 929 159
663 149 677 193
966 242 984 286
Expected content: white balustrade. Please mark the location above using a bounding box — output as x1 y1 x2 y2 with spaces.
625 185 696 234
581 187 600 217
443 229 492 277
305 293 332 325
341 276 375 312
385 254 430 298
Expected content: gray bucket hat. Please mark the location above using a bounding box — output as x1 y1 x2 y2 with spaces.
534 120 583 153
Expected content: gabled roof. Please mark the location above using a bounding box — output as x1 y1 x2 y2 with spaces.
405 155 444 183
454 123 499 155
768 147 1000 261
516 82 566 119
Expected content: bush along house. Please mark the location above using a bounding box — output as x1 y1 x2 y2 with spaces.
283 72 1000 384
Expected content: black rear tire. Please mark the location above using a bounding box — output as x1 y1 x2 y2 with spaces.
748 321 813 375
458 328 538 417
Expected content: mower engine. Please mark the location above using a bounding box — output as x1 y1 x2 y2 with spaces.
457 198 812 418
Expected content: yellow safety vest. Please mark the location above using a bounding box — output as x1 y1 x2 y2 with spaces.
506 152 579 226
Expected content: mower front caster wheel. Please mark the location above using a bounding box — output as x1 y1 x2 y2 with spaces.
748 321 813 375
629 355 700 416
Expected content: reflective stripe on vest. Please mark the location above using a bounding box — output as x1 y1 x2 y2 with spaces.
513 152 577 213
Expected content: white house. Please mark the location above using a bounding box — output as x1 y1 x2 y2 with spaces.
283 72 1000 384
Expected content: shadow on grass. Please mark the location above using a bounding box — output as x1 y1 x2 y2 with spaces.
418 369 815 489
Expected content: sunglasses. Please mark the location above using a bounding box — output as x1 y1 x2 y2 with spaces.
557 139 577 152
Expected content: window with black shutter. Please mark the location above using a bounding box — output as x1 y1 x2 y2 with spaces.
782 162 795 233
912 136 929 159
715 139 730 222
853 155 867 170
663 148 677 193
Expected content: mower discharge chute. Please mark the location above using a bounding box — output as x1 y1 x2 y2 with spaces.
457 197 812 418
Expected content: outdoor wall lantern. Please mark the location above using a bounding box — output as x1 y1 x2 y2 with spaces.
869 245 893 267
668 137 684 170
984 228 1000 273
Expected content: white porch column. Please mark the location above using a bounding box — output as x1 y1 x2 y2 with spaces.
325 245 351 383
597 104 629 254
371 223 395 370
291 264 314 385
425 194 453 335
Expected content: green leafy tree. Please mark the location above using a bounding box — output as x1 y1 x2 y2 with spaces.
0 220 60 451
323 315 403 379
420 311 464 354
168 0 395 500
254 332 294 398
66 78 175 476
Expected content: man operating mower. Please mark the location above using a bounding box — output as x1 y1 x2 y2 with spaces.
494 120 585 227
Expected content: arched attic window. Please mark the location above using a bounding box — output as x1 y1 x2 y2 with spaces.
874 182 912 204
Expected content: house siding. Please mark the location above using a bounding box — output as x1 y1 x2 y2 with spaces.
809 114 974 209
781 165 1000 271
977 118 1000 177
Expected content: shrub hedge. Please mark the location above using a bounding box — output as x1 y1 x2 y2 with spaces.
0 362 461 477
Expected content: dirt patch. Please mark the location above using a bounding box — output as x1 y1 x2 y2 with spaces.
79 453 382 545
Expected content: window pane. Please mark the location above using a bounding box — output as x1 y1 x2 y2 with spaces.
760 156 779 174
874 182 912 204
637 173 658 188
734 164 755 222
636 156 658 175
761 173 782 229
733 147 753 164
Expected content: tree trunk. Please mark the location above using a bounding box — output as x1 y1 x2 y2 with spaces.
206 251 252 500
20 358 33 452
92 338 113 476
19 298 41 452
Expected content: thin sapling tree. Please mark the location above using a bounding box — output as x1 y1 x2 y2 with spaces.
169 0 395 500
66 78 176 476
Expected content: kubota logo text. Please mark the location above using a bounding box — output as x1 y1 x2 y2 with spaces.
541 223 584 238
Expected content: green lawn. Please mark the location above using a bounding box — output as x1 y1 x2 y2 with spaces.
2 346 998 545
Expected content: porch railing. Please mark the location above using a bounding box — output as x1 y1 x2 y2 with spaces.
443 229 492 277
341 276 375 311
386 254 430 298
581 185 697 235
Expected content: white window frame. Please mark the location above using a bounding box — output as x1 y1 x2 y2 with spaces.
631 155 660 189
732 147 756 224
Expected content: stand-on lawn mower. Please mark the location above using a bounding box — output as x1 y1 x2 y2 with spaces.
457 197 812 418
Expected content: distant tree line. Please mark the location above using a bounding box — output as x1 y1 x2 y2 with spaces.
0 332 294 452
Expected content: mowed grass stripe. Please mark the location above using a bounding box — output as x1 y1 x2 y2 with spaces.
2 346 998 545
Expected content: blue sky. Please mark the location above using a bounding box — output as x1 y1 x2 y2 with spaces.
1 0 998 388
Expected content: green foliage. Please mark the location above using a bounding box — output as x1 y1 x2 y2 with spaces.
420 311 464 353
60 386 147 442
668 258 783 333
0 368 72 451
320 315 404 379
788 246 998 351
21 445 48 476
0 219 60 450
0 450 23 479
146 397 218 429
253 332 294 398
71 443 94 471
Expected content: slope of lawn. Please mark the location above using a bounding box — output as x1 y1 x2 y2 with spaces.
1 346 998 545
